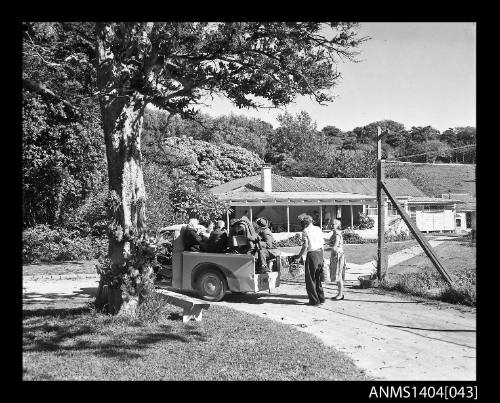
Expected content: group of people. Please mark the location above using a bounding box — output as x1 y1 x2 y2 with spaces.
183 218 229 253
182 215 278 273
291 214 346 305
182 213 346 303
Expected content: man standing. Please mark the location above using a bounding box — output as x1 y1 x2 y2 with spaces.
294 214 325 305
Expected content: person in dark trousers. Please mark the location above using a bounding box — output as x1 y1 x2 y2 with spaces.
293 214 325 305
207 220 228 253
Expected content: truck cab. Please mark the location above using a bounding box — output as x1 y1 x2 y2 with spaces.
170 225 281 301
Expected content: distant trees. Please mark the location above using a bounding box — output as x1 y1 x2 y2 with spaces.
266 111 320 167
143 109 273 158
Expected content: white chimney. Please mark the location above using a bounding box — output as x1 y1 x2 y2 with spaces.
261 164 272 193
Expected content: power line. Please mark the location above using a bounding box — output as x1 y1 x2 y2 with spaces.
388 144 475 161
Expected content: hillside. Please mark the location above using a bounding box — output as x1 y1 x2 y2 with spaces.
386 162 475 197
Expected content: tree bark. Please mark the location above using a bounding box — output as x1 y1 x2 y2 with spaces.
96 23 147 315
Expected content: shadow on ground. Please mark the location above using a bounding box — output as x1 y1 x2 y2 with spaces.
23 305 207 361
23 287 98 303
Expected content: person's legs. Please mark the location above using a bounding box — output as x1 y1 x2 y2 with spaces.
256 249 270 273
304 252 325 305
315 258 325 303
333 254 345 300
304 253 320 305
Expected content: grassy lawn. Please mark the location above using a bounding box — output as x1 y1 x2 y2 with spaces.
383 241 476 306
23 300 369 381
386 241 476 276
279 240 417 266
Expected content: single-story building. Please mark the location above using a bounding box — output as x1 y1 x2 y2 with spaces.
210 165 463 234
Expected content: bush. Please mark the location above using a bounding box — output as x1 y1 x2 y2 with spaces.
63 182 110 237
23 224 107 264
384 230 414 242
341 228 368 244
275 233 302 247
356 213 375 230
381 268 476 307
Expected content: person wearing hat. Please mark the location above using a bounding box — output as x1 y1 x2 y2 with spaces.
255 217 279 272
293 213 325 306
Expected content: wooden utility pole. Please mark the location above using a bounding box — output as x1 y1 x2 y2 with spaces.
377 126 388 281
374 125 454 287
380 182 454 287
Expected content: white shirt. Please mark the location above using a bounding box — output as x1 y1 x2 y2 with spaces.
302 224 324 252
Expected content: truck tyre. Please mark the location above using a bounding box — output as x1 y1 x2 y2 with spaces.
196 269 226 302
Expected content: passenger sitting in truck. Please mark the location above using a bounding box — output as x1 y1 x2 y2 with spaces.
183 218 207 252
200 221 214 242
206 220 228 253
229 216 258 251
228 216 270 273
255 217 279 270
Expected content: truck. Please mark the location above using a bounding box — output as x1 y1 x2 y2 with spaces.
165 225 281 302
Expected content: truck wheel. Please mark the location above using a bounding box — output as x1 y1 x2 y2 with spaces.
196 269 226 302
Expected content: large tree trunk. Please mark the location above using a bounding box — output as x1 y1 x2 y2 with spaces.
96 23 147 315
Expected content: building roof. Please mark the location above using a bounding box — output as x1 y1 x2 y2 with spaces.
404 196 464 205
210 173 464 206
221 191 373 202
441 192 476 212
211 174 427 198
294 177 427 198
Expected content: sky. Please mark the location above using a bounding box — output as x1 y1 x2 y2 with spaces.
196 22 476 132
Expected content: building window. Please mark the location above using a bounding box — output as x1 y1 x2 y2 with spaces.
366 206 377 216
456 218 461 227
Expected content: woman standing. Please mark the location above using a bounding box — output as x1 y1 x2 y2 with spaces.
329 219 346 300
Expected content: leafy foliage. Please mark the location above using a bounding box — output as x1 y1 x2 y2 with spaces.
96 22 367 118
22 92 106 229
356 213 375 230
275 234 303 247
341 228 369 244
168 177 231 223
22 225 107 264
146 136 264 188
22 22 106 230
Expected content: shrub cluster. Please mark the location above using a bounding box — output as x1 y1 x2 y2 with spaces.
341 229 370 244
23 224 107 264
381 267 476 307
356 213 375 230
275 233 302 247
384 231 414 242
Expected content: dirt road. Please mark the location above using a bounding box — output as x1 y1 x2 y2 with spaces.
23 273 476 381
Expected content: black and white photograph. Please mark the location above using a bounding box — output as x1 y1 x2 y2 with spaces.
22 21 476 385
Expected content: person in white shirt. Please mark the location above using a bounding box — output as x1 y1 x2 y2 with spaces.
293 213 325 305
